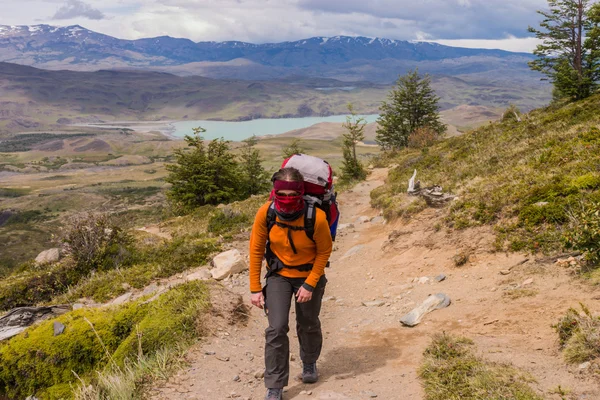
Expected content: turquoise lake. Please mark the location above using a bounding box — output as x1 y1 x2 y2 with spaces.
171 115 379 141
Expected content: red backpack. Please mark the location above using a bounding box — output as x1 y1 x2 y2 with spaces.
267 154 340 241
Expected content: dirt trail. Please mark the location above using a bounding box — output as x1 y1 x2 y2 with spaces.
150 168 600 400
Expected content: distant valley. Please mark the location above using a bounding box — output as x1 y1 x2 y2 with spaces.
0 60 546 135
0 24 550 123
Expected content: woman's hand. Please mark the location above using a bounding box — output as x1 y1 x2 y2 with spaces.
296 287 313 303
251 292 265 309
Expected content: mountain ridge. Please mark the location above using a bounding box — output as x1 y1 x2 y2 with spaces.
0 24 534 70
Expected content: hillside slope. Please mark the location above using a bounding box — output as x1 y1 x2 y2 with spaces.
372 95 600 258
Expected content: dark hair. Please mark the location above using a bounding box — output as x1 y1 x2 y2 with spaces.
271 167 304 183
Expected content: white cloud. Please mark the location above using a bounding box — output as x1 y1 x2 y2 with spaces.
52 0 105 20
432 36 542 53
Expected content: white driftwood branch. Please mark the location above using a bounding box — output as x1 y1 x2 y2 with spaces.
513 111 522 122
406 170 456 207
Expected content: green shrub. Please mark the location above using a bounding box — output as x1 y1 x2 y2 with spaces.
59 212 134 272
519 202 569 225
0 281 210 399
4 210 50 225
0 188 30 198
564 202 600 266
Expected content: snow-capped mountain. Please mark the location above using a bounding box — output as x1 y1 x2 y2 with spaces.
0 24 531 70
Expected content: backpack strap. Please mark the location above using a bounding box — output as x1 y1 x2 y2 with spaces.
266 202 277 233
303 202 316 243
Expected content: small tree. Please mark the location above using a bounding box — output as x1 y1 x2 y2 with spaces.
376 69 446 151
166 127 240 210
341 104 367 181
529 0 600 101
282 138 304 159
239 135 270 197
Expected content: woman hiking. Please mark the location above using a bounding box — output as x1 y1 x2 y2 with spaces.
249 167 333 400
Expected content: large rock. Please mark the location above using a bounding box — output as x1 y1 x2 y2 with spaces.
0 305 70 341
211 249 247 280
400 293 451 327
35 248 61 265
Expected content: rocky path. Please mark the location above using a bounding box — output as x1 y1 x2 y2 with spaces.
150 168 600 400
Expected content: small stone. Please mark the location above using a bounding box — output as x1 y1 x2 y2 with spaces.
579 361 591 370
361 300 385 307
204 351 216 355
363 391 378 398
337 223 355 231
418 277 430 284
357 216 372 223
186 268 213 281
110 292 133 306
323 296 336 302
233 375 241 382
216 356 230 362
522 278 534 286
500 270 511 275
35 248 61 265
435 274 447 282
371 216 385 224
53 322 65 336
254 370 265 379
72 303 84 310
490 287 498 292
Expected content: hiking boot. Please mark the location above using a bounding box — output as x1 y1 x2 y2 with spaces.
302 362 318 383
265 388 283 400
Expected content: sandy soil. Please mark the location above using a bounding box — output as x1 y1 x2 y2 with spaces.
149 168 600 400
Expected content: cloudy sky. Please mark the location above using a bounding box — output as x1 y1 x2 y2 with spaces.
0 0 547 52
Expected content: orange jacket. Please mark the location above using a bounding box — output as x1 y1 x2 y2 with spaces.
249 202 332 293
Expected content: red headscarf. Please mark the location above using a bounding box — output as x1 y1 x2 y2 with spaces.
271 180 305 215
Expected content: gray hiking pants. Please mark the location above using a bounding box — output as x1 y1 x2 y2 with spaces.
264 273 327 389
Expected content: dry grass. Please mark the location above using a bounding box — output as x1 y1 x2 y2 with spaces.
555 304 600 364
503 289 539 300
420 333 543 400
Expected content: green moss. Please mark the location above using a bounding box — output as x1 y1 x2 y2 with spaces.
112 281 210 364
572 173 600 190
0 281 210 399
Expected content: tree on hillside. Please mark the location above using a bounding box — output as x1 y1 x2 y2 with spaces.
166 127 240 210
376 69 446 151
282 138 305 159
341 104 367 181
239 135 270 197
529 0 600 101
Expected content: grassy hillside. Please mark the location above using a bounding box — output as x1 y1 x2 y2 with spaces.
372 95 600 260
